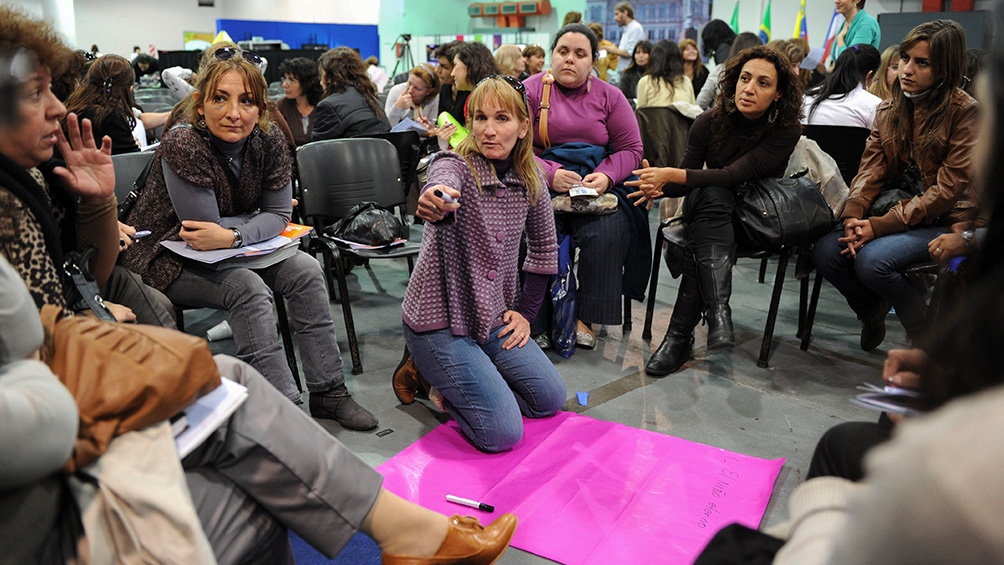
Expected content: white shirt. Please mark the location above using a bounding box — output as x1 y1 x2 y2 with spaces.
802 84 882 130
617 19 646 72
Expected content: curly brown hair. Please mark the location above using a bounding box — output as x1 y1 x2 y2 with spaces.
0 5 72 79
318 47 385 118
710 45 803 155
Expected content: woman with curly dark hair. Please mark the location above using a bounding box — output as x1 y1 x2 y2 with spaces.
277 57 323 146
628 45 804 376
63 54 140 154
312 47 390 141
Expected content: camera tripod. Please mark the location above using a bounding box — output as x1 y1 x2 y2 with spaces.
392 34 415 77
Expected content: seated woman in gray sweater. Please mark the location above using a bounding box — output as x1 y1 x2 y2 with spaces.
121 51 377 429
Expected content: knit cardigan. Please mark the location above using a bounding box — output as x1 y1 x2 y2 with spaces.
402 152 557 343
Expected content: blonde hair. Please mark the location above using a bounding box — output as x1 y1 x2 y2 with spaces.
455 77 544 202
494 45 524 78
870 45 900 100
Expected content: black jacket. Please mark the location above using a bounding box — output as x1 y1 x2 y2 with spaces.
312 86 390 141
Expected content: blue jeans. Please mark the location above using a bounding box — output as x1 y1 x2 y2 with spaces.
403 323 567 452
166 251 344 402
812 225 949 337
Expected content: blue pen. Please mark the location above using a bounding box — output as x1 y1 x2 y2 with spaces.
133 230 152 239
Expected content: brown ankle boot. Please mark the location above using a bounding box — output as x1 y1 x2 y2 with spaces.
393 355 430 405
381 513 518 565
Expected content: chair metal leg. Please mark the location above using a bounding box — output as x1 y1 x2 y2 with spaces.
623 296 632 332
758 248 790 368
274 297 301 393
314 239 363 375
331 249 363 375
796 275 809 339
643 229 666 340
800 272 825 351
758 257 768 284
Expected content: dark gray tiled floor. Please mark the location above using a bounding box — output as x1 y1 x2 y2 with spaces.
187 221 907 564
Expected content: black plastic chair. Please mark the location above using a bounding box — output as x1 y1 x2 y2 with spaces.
366 130 422 199
797 125 871 349
297 138 421 374
642 217 797 369
111 151 156 204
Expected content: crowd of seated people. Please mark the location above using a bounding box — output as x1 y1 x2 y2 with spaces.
0 8 521 564
4 2 999 561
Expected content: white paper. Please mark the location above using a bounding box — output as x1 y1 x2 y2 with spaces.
391 117 429 133
175 378 249 458
800 47 825 70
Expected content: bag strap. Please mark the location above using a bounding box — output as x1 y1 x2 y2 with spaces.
63 246 117 322
117 154 156 221
538 71 553 149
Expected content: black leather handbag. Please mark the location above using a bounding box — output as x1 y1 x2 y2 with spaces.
733 175 835 251
866 161 925 218
325 202 409 247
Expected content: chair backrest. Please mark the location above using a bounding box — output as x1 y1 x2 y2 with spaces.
364 130 422 190
636 106 694 168
297 138 403 228
803 125 870 188
111 151 156 203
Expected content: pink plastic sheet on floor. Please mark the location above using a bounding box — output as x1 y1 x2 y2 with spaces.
376 411 785 564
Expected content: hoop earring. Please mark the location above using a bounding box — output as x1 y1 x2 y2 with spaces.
767 105 779 124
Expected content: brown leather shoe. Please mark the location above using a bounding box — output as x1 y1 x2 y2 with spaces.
393 355 429 405
382 513 518 565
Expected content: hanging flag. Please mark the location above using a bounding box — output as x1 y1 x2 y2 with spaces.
821 9 842 61
758 1 771 44
792 0 808 42
730 1 740 34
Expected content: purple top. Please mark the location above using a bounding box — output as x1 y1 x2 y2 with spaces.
523 73 644 186
402 152 558 343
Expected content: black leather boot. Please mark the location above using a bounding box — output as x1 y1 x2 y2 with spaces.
646 254 704 377
695 244 735 350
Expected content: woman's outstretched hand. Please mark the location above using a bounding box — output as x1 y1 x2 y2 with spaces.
499 310 530 350
52 113 114 199
626 159 672 209
417 185 461 223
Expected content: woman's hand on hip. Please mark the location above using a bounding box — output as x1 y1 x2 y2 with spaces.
499 310 530 350
52 113 115 199
551 168 583 193
417 185 461 222
180 220 237 250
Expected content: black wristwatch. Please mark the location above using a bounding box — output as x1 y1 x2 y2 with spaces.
231 227 243 249
961 229 975 252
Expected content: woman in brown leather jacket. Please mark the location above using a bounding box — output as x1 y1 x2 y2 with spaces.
811 19 979 349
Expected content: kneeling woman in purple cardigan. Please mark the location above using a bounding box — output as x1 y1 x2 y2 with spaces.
396 76 567 452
